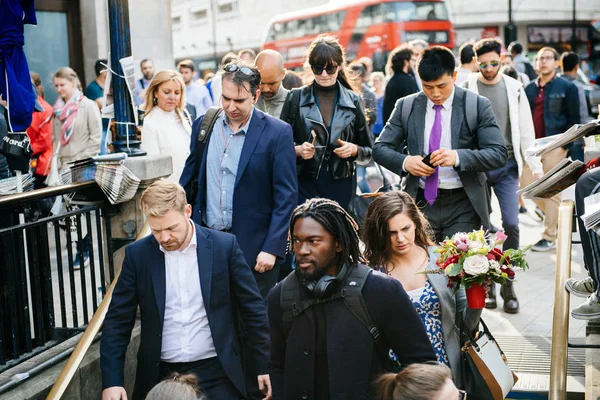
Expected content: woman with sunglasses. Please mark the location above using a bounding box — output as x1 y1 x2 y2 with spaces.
362 191 483 387
280 35 373 210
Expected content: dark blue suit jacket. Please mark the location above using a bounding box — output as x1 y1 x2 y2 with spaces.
100 225 270 400
180 108 298 284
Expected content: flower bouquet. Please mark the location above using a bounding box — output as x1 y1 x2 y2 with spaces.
432 230 530 308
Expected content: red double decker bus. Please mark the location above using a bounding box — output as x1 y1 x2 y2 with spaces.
262 0 455 70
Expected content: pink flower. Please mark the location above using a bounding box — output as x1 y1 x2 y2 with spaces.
453 232 470 252
494 231 508 245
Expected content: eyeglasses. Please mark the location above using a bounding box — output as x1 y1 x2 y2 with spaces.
311 65 338 75
224 64 257 77
458 389 468 400
478 60 500 69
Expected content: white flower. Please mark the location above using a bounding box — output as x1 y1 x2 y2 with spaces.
489 260 501 272
468 240 484 251
463 254 490 275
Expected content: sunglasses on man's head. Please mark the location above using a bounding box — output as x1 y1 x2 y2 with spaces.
311 65 338 75
224 64 256 77
478 60 500 69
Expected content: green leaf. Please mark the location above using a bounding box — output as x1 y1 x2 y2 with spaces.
445 262 463 277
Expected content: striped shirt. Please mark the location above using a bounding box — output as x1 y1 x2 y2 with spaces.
204 109 253 230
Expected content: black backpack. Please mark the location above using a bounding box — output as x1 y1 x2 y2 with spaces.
523 62 537 81
280 264 391 366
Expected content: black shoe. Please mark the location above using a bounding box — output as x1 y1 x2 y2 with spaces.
519 206 528 214
500 281 519 314
485 282 497 309
531 238 556 252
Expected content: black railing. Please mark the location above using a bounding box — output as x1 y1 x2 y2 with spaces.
0 182 117 371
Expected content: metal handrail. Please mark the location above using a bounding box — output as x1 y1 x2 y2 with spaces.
46 222 150 400
549 200 574 400
0 181 97 208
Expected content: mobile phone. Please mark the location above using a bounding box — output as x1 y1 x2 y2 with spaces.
422 152 434 168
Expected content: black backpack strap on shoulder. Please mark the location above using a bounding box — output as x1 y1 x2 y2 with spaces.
341 264 379 345
280 273 303 338
187 107 222 204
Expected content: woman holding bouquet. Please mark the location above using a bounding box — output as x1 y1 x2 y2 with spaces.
362 191 482 383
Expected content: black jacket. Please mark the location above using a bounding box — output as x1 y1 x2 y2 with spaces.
383 71 419 123
267 268 437 400
280 82 373 180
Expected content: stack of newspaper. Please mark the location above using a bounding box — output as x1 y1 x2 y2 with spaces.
517 158 585 199
0 173 34 195
519 120 600 199
581 193 600 233
60 153 140 204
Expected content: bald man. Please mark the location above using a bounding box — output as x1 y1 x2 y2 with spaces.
255 50 288 119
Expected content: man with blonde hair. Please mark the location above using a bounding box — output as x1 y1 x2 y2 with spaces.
101 179 271 400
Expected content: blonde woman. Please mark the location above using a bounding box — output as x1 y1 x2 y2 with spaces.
52 67 102 173
141 70 192 182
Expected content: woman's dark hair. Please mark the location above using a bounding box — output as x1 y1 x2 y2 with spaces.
221 60 261 99
282 70 304 90
473 38 502 58
376 363 453 400
502 66 519 80
387 45 413 74
362 191 434 269
289 198 366 266
417 46 456 82
306 34 359 92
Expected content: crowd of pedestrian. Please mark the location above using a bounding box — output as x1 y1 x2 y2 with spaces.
2 29 600 400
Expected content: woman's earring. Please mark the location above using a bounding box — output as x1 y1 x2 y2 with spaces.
153 97 157 105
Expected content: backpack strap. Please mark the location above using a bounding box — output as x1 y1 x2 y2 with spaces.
285 89 302 141
187 107 222 204
463 89 478 135
341 264 379 345
400 95 416 133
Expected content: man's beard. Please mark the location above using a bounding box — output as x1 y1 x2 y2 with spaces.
295 261 328 284
482 69 500 81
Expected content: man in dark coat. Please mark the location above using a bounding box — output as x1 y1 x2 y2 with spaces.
267 198 436 399
382 44 419 123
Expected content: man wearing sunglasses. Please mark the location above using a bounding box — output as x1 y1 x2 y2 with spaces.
374 46 507 243
461 38 543 314
180 61 298 399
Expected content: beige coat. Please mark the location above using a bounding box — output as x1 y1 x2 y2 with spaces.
52 96 102 173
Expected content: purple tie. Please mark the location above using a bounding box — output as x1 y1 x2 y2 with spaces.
424 104 443 205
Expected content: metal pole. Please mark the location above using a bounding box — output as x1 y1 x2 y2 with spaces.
107 0 145 156
211 0 218 67
571 0 577 51
549 200 574 400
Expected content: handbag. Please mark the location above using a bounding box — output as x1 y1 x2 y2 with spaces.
459 319 518 400
0 132 33 173
348 163 402 228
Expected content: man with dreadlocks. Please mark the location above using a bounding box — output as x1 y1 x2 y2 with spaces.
267 198 436 399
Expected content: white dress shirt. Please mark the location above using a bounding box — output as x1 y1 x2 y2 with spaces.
160 221 217 363
422 89 462 189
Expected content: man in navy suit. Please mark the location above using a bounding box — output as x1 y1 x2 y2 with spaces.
180 61 297 300
101 180 271 400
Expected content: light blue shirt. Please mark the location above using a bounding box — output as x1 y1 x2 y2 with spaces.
186 83 213 118
135 77 152 106
204 109 254 230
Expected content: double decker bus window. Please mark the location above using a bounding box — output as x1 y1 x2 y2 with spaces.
391 2 449 22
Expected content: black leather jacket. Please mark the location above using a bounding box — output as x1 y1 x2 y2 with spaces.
280 82 373 180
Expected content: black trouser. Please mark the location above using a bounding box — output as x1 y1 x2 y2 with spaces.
159 357 244 400
575 169 600 294
416 187 481 243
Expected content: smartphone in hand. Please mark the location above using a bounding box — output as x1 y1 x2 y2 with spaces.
421 152 434 168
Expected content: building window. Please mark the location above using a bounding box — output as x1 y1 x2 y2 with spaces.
172 16 182 30
217 0 239 18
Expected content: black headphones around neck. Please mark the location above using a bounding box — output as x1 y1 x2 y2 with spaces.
304 264 350 298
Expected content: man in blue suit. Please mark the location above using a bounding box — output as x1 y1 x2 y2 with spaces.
180 61 297 300
101 180 271 400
